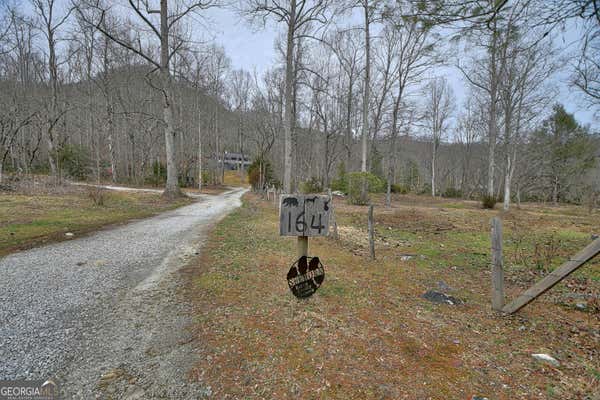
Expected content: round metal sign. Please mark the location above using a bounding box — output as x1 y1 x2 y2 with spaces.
287 256 325 298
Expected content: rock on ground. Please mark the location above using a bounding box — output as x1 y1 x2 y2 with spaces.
531 353 560 367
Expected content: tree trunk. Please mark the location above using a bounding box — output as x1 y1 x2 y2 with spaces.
386 169 392 208
163 89 179 195
431 146 436 197
106 100 116 183
102 34 117 184
487 107 497 197
259 160 263 191
221 150 225 184
503 153 511 211
47 26 59 180
46 134 57 177
361 2 370 173
198 110 203 191
346 79 353 167
387 71 403 208
487 24 499 198
160 0 181 198
502 109 512 211
216 115 223 185
282 0 296 193
239 116 245 181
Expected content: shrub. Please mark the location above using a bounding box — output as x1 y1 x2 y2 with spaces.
248 167 260 189
178 174 195 188
418 183 432 195
391 183 409 194
87 186 107 206
201 171 210 185
330 179 347 193
248 157 276 190
299 177 322 194
443 187 463 198
146 161 167 186
481 194 498 209
330 162 348 193
347 172 386 205
56 144 90 180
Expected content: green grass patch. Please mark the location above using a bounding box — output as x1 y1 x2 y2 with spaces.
0 190 191 255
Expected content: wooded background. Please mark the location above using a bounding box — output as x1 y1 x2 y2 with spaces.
0 0 599 208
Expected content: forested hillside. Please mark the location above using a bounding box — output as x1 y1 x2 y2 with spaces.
1 0 599 207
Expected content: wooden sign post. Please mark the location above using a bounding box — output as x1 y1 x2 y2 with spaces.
280 194 331 298
491 217 504 311
279 194 331 237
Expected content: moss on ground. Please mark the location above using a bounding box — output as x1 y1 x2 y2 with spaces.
189 193 600 399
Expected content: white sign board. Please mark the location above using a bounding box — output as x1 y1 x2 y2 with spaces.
279 194 331 237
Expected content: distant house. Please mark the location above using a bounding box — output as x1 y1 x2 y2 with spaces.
220 152 251 170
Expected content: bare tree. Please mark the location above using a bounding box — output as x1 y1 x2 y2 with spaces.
248 68 280 189
77 0 216 198
31 0 73 179
423 77 453 197
230 68 253 179
329 29 363 168
0 100 36 183
0 7 13 57
354 0 383 173
381 9 434 206
457 2 528 198
303 45 344 187
536 0 599 98
243 0 331 193
500 32 557 210
204 44 230 184
454 97 483 198
573 25 600 111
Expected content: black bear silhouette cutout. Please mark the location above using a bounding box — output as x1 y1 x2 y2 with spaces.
282 197 298 207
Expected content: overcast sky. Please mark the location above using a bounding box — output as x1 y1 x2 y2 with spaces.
201 5 597 130
11 0 598 130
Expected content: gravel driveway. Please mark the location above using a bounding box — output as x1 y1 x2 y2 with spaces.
0 187 246 399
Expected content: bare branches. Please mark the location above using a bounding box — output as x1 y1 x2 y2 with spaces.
168 1 217 30
0 6 14 56
243 0 290 24
572 18 600 109
127 0 162 39
31 0 74 41
75 0 215 71
75 1 161 68
399 0 511 28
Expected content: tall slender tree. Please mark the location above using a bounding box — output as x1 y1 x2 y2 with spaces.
77 0 216 198
243 0 332 193
424 77 453 197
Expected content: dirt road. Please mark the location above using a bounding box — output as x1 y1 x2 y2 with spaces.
0 187 246 399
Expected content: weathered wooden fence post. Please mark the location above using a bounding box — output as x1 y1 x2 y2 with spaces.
328 189 339 240
297 236 308 258
368 204 375 260
491 217 505 311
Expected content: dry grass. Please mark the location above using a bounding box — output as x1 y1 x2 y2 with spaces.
0 185 192 255
223 170 249 187
188 193 599 399
181 171 248 196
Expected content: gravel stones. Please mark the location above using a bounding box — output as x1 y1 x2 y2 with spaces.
0 188 245 398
